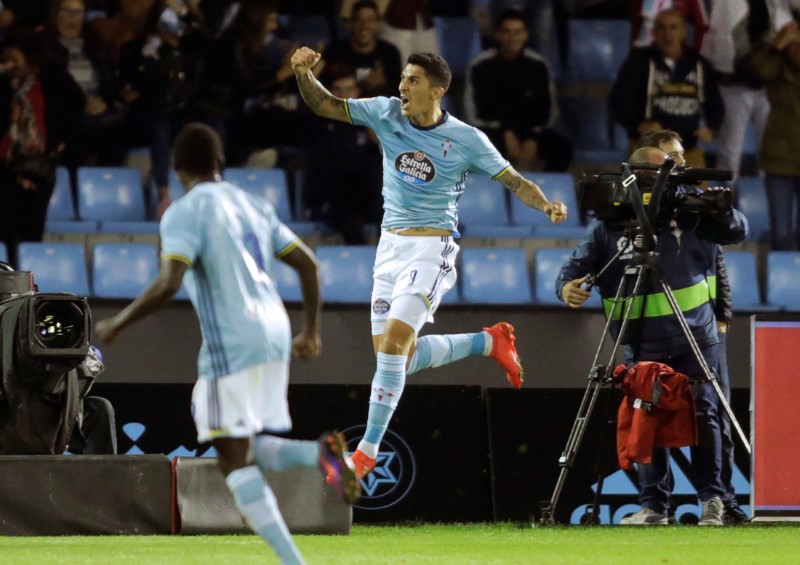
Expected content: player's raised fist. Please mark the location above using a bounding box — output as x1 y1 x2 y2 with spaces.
291 47 321 75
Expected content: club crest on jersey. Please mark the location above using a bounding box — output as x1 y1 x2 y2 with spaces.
373 298 390 314
395 151 436 185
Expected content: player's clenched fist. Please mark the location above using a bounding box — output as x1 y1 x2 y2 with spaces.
291 47 321 75
544 201 567 224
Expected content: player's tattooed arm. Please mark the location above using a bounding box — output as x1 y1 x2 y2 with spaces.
296 71 350 123
292 46 350 123
498 167 568 224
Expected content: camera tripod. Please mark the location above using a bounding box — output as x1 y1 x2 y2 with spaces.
539 160 751 525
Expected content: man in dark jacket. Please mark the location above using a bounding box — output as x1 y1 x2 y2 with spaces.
464 8 571 171
609 8 724 167
557 146 748 526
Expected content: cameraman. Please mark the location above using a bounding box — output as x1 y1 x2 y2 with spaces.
556 147 748 526
636 130 747 523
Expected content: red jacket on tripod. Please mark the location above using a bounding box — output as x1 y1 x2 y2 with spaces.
614 362 697 470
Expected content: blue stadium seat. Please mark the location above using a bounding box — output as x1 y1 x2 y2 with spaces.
17 242 90 296
458 174 510 229
433 17 482 78
224 168 292 222
92 243 158 299
564 19 631 83
45 220 98 234
282 15 332 48
719 251 776 312
272 260 303 303
168 169 185 203
558 95 627 162
77 167 146 222
736 176 770 242
99 221 160 235
47 167 75 221
767 251 800 311
316 246 376 303
533 248 601 308
461 248 532 304
510 173 586 238
0 241 8 263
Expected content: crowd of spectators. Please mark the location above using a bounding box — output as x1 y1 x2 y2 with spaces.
0 0 798 251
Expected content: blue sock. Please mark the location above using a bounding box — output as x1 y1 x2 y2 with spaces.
358 352 406 458
252 436 318 473
407 333 487 375
226 466 305 564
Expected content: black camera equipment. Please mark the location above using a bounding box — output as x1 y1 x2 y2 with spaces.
0 262 93 454
539 160 749 525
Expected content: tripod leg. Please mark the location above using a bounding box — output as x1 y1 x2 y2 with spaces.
657 280 751 453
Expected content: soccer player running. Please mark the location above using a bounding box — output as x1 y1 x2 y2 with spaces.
95 123 358 564
292 47 568 479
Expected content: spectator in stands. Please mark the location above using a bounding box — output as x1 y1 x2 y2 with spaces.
95 122 358 563
198 0 310 166
0 28 84 265
631 0 709 50
322 0 401 98
700 0 794 182
610 7 724 167
339 0 439 64
557 146 747 526
118 1 207 218
636 129 748 524
464 8 572 171
43 0 129 168
744 18 800 250
303 63 382 243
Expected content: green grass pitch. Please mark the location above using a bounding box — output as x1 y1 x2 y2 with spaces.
1 523 798 564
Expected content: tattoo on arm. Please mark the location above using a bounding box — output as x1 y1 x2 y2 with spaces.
296 71 349 122
499 168 547 211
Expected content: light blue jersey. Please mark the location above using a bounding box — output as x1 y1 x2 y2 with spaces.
346 96 510 236
160 181 298 379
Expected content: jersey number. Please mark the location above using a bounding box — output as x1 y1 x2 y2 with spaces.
243 233 266 273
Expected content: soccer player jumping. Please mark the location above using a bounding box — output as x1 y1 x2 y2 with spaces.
292 47 568 479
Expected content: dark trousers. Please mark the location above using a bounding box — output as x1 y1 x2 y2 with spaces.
715 331 737 503
0 164 55 266
631 346 724 514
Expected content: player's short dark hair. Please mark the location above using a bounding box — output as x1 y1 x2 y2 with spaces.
636 130 683 150
406 52 452 92
173 123 225 177
351 0 379 19
496 8 528 29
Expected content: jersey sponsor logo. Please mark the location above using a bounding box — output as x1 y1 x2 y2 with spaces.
342 425 417 509
373 298 390 314
395 151 436 185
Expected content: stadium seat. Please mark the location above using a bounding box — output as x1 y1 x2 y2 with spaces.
558 95 627 162
510 173 586 238
0 242 7 263
458 174 510 229
92 242 158 299
722 251 771 311
77 167 146 222
45 220 98 234
533 247 601 308
168 169 185 203
272 259 303 303
564 19 631 83
98 221 160 235
47 167 75 221
224 168 293 222
767 251 800 311
433 17 482 78
316 246 375 303
461 248 532 304
17 242 90 296
735 176 770 242
282 15 332 48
